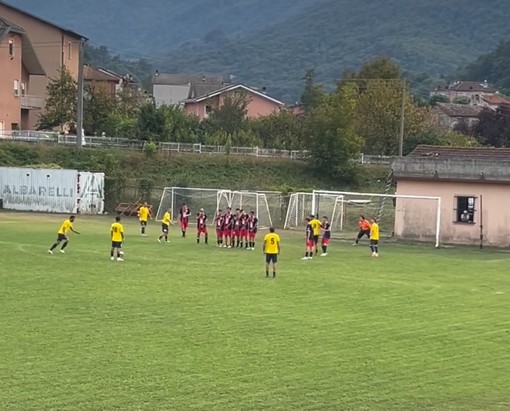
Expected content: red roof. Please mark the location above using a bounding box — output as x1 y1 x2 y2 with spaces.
482 95 509 105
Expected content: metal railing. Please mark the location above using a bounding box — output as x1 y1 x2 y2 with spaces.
0 130 392 163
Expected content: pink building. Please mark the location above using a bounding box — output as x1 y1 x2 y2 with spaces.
393 145 510 247
182 84 285 121
0 17 45 132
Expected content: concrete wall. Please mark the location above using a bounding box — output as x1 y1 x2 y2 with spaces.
395 180 510 246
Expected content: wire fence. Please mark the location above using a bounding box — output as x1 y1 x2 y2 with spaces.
0 130 393 164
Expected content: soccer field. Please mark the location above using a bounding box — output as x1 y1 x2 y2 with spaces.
1 212 509 410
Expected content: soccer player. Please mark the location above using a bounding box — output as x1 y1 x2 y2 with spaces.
138 202 151 236
111 216 125 261
48 215 80 254
233 208 242 247
239 211 249 249
179 203 191 238
247 210 258 250
223 207 233 248
310 214 322 255
302 217 315 260
354 215 371 245
196 208 208 244
321 215 331 256
214 209 224 247
370 218 380 257
263 226 280 278
158 208 171 243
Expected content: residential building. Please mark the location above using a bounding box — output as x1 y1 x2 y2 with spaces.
393 145 510 247
430 81 497 105
481 95 510 111
152 73 227 107
183 83 285 121
0 17 45 132
84 65 122 96
435 103 483 129
0 0 87 129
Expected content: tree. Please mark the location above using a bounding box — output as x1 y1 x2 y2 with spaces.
300 69 325 114
353 80 432 155
304 82 363 182
471 107 510 147
251 110 304 149
204 92 250 144
137 102 166 141
38 66 77 131
429 94 449 105
348 56 401 81
452 96 471 105
83 85 117 136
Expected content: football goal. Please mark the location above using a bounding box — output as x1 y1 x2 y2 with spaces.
217 190 273 228
284 192 344 230
311 190 442 247
155 187 274 228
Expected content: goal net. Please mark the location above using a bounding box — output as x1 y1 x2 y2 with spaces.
156 187 275 229
312 190 441 247
217 190 273 228
284 192 341 229
155 187 219 223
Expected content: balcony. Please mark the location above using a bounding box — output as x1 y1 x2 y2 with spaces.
21 95 44 110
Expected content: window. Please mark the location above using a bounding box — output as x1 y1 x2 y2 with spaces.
454 196 476 223
20 82 26 96
68 42 72 60
204 105 213 118
13 80 19 96
8 39 14 57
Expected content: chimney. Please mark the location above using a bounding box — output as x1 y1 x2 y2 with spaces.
262 86 267 94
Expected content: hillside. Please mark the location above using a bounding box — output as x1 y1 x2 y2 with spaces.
159 0 510 101
6 0 316 58
6 0 510 101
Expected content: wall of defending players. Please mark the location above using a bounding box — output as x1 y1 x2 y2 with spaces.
47 203 381 266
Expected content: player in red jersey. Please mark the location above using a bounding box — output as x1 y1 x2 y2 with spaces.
239 211 249 249
179 203 191 238
233 208 242 247
320 216 331 256
214 209 224 247
302 217 315 260
222 207 233 248
247 210 258 250
196 208 208 244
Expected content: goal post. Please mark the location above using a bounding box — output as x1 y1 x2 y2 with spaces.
284 192 344 230
156 187 275 229
155 187 219 223
217 190 273 228
312 190 442 247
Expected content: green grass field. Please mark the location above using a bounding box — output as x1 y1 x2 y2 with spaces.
1 212 509 410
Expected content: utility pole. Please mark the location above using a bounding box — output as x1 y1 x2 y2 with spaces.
76 39 84 149
398 77 406 157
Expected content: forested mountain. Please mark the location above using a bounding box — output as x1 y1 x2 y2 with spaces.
6 0 510 101
456 40 510 95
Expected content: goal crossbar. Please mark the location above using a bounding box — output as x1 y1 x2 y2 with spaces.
312 190 442 248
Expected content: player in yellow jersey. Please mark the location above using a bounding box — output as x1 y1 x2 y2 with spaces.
158 208 171 243
48 215 80 254
369 218 380 258
309 214 322 255
263 227 281 278
138 202 151 236
111 216 125 261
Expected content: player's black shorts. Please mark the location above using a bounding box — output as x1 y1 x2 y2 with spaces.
140 220 147 227
370 239 379 246
357 229 370 239
111 241 122 248
313 235 319 244
57 234 67 241
265 253 278 264
161 223 169 233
